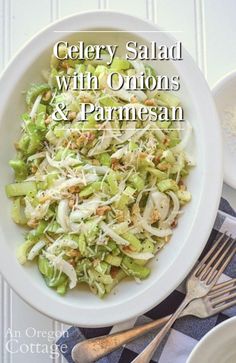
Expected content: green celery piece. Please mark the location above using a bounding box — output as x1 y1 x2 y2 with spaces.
16 239 36 264
157 178 178 192
162 150 175 164
122 232 142 252
9 159 28 181
128 174 145 192
79 181 106 197
98 153 111 166
77 233 87 256
107 171 118 195
147 167 168 180
94 65 108 76
76 63 86 73
18 133 30 152
35 104 47 131
105 269 126 294
27 133 42 155
105 254 122 267
6 181 37 197
116 186 136 209
88 269 113 285
46 221 61 233
94 261 109 274
86 64 95 74
11 198 27 225
46 272 67 288
177 190 191 203
29 220 47 239
145 65 157 77
168 130 180 147
38 255 54 277
155 92 180 108
99 96 120 107
94 281 106 298
26 83 50 105
111 57 131 71
121 256 150 279
142 239 155 253
56 279 68 295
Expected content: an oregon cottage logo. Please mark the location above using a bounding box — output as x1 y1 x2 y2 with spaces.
5 328 69 358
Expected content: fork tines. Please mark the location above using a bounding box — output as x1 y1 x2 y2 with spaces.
208 278 236 311
194 233 236 286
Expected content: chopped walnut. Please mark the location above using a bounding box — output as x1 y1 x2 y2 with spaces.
171 219 178 228
45 116 52 125
68 111 77 121
144 98 155 106
31 165 37 174
68 186 80 193
96 206 111 216
76 132 95 146
157 162 170 171
131 203 140 224
27 219 39 228
68 199 75 208
61 61 69 69
130 95 138 103
42 90 52 102
151 209 160 224
111 158 120 170
67 250 80 258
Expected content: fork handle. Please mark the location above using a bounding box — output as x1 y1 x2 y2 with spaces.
71 315 171 363
131 297 190 363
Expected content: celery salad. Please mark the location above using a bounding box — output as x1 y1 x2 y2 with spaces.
5 48 193 298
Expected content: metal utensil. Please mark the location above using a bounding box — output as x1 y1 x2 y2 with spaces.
131 233 236 363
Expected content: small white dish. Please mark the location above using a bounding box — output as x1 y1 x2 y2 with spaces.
187 317 236 363
213 71 236 189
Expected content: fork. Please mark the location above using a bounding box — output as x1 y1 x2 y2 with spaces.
72 278 236 363
131 233 236 363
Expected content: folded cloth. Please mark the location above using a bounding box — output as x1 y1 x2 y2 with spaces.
57 197 236 363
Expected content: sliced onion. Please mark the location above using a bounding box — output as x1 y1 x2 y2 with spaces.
115 122 137 144
139 217 172 237
47 238 78 254
171 120 192 153
57 199 70 232
28 240 46 260
56 175 99 191
46 153 81 169
111 145 128 159
121 250 154 260
100 221 129 246
83 164 110 175
159 191 180 228
70 199 100 222
30 94 42 118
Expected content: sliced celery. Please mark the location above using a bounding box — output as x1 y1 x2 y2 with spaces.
6 181 37 197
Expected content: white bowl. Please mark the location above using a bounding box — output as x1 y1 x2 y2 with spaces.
0 11 223 327
213 70 236 189
187 317 236 363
